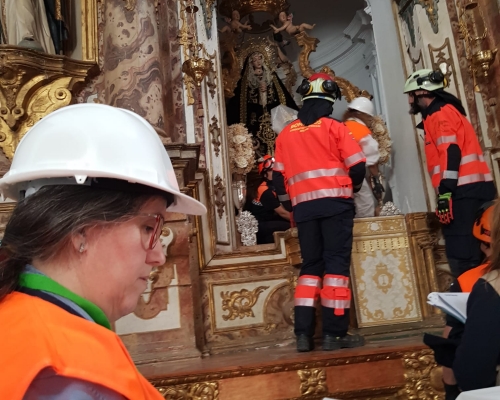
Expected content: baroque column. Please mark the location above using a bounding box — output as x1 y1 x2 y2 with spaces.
101 0 166 136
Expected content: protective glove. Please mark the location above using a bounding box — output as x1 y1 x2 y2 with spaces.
353 182 363 193
436 192 453 224
371 175 385 201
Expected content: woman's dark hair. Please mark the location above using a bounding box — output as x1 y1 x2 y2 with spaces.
0 184 170 301
488 200 500 272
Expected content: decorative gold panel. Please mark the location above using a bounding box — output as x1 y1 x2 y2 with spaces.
298 368 328 396
156 381 219 400
351 216 422 328
398 349 444 400
0 48 98 159
213 175 226 219
221 286 269 321
82 0 100 63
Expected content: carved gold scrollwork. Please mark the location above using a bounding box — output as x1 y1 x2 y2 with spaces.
416 234 438 250
429 39 460 99
157 381 219 400
319 66 372 103
297 368 328 396
214 175 226 219
220 286 269 321
398 349 445 400
0 48 98 160
209 116 221 156
218 0 288 18
295 32 320 79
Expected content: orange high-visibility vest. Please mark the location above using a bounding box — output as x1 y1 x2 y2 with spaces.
0 292 163 400
423 104 492 188
255 182 274 203
457 263 490 293
344 120 371 142
274 117 365 206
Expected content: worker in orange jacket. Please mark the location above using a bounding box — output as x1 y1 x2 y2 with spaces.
343 97 384 217
424 201 494 400
250 155 291 244
273 73 366 352
404 69 496 277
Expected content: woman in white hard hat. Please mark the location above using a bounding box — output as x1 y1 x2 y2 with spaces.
342 97 384 217
0 104 206 399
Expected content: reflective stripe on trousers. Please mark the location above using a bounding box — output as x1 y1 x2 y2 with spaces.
321 274 351 316
295 275 321 307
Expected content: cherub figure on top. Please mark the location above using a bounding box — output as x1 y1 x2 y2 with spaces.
219 10 252 34
270 11 315 36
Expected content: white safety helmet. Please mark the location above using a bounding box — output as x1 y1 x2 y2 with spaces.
403 68 447 93
0 104 207 215
347 97 375 117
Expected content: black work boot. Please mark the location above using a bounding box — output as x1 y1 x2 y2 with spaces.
323 333 365 351
296 335 315 352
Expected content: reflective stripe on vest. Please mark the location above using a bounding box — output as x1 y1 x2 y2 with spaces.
295 275 321 307
436 135 458 146
288 168 348 186
458 173 493 185
344 151 366 167
443 170 459 179
274 161 285 171
293 188 353 206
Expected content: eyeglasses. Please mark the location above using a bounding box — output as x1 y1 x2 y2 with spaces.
138 214 165 250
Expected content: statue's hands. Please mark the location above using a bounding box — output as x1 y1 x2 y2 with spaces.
259 81 267 92
370 175 385 200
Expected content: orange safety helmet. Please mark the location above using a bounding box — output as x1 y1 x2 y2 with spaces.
258 155 274 175
473 201 495 243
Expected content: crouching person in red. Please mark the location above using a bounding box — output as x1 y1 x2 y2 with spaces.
273 73 366 352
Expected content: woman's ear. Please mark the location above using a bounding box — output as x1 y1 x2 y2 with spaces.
70 229 86 254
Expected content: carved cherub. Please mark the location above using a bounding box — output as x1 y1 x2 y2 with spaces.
219 10 252 34
270 11 315 36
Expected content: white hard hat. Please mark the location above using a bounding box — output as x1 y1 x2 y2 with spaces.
403 68 446 93
347 97 375 117
0 104 207 215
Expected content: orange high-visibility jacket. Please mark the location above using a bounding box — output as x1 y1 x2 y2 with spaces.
457 263 490 293
274 117 365 206
423 104 492 189
0 292 163 400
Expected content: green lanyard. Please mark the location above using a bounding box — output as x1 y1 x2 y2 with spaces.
19 272 111 330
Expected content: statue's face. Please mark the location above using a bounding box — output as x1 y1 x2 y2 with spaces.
251 53 263 69
279 12 287 22
232 10 240 20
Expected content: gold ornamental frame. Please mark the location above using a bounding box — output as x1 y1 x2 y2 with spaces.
0 0 100 159
81 0 100 63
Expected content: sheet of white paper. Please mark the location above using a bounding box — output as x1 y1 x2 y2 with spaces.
427 292 469 324
457 386 500 399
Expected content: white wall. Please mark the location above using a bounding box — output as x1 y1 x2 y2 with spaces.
368 0 428 213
